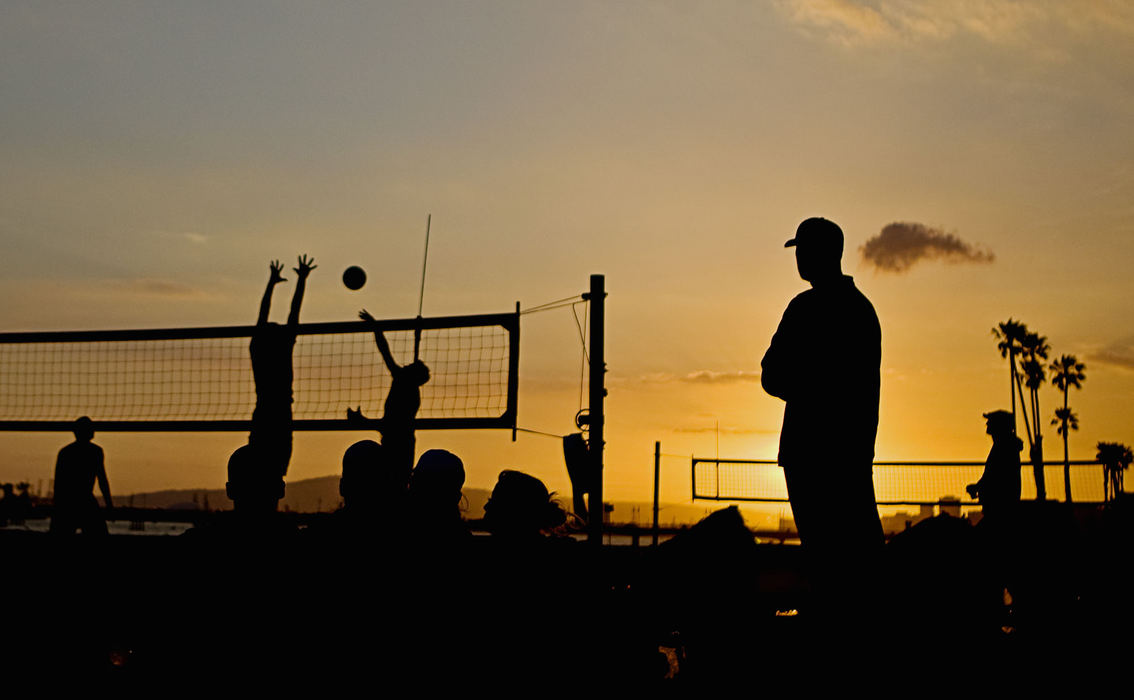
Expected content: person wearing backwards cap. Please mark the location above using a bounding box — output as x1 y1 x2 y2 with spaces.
760 217 884 617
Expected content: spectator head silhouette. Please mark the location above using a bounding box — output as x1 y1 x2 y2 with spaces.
226 444 284 515
339 439 407 511
72 416 95 442
483 470 566 540
983 410 1014 440
411 448 465 507
786 217 844 282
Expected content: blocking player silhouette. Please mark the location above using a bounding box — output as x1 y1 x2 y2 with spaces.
349 309 430 481
249 255 315 486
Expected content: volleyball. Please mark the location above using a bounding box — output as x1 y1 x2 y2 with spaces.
342 266 366 291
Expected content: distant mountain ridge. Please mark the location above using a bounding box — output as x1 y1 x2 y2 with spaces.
114 474 726 526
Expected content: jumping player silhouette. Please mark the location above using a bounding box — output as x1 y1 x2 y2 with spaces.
349 309 430 481
249 255 315 482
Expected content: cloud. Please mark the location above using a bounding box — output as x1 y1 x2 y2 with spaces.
777 1 1134 47
674 425 780 435
1089 341 1134 372
860 222 994 273
641 370 762 385
106 278 206 298
778 0 895 46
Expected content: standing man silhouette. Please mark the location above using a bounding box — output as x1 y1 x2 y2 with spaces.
249 255 315 488
966 410 1022 528
761 217 884 611
50 416 113 535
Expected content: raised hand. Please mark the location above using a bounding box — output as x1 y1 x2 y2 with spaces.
269 260 286 284
359 309 376 324
294 254 317 278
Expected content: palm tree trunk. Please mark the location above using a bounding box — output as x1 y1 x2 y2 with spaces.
1014 366 1033 448
1028 384 1044 499
1009 350 1016 424
1062 388 1072 503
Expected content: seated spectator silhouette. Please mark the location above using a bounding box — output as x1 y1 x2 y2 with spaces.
483 470 567 544
0 483 13 526
350 309 430 479
337 438 409 536
225 444 287 527
50 417 113 535
249 255 315 482
14 482 32 524
477 470 592 682
409 448 470 547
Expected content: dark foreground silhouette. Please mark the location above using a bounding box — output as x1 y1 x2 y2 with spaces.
49 417 113 536
761 217 885 622
3 490 1131 685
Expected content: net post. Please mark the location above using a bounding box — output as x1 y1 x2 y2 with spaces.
653 441 661 546
510 301 520 442
586 274 605 545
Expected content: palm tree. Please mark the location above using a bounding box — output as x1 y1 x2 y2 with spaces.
1095 442 1132 503
1020 331 1050 498
992 319 1027 424
993 320 1044 497
1050 355 1086 503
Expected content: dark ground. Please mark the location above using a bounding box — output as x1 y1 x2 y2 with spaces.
1 498 1130 689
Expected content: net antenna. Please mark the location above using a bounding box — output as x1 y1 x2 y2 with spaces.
414 213 431 362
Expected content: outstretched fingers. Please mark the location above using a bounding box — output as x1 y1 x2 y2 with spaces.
269 260 287 283
295 254 317 277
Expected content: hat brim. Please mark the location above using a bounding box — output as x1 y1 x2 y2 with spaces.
784 239 797 247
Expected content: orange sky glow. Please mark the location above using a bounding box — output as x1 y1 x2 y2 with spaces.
2 3 1133 524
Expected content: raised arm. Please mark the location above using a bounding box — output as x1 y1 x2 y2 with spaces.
360 309 400 373
258 260 286 325
95 447 112 510
288 254 316 326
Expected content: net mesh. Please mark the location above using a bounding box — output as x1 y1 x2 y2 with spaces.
694 459 1110 504
0 324 513 425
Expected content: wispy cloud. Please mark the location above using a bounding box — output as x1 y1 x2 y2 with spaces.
1089 340 1134 372
778 0 895 46
674 425 780 435
641 370 762 385
777 1 1134 47
860 222 994 273
107 278 206 298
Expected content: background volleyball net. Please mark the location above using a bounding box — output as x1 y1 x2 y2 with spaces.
0 311 518 432
692 457 1111 506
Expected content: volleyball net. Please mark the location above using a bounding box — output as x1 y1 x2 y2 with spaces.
0 311 518 432
692 457 1111 506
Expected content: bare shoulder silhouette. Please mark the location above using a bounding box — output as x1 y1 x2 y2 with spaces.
49 416 112 535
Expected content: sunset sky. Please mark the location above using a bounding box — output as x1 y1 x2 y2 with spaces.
3 2 1133 520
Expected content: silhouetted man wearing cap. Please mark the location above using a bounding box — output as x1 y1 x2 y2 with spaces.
761 217 884 612
966 410 1022 523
